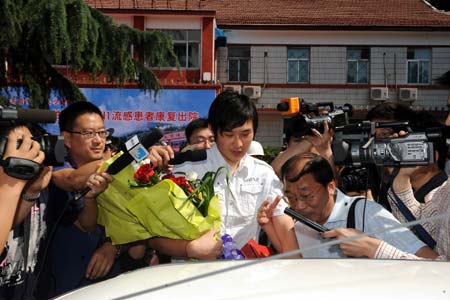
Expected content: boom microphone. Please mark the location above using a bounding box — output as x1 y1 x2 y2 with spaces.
74 128 163 201
168 150 207 165
0 108 57 124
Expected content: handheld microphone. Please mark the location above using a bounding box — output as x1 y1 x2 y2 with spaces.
284 207 329 233
168 150 207 165
73 128 163 201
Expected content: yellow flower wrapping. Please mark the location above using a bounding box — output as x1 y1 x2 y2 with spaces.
96 152 221 245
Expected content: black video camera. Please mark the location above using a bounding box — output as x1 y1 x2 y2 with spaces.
277 97 336 116
279 98 353 136
293 108 351 136
0 135 66 167
332 121 439 167
0 107 66 166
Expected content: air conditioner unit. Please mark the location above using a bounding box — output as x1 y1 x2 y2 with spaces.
370 87 389 101
399 88 418 101
223 85 242 94
242 86 262 99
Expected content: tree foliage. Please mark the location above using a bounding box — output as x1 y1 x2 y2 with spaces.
426 0 450 12
0 0 176 108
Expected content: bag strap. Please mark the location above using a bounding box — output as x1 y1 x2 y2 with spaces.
413 171 448 203
346 197 365 229
389 168 436 249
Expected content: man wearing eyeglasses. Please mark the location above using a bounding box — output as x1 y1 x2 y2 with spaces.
181 118 215 152
258 152 438 259
36 102 116 299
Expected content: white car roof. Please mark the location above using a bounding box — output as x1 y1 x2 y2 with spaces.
55 258 450 300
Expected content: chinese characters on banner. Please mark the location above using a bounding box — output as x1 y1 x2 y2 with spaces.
7 88 216 149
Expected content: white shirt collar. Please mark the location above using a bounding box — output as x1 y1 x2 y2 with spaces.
207 144 250 176
325 189 352 224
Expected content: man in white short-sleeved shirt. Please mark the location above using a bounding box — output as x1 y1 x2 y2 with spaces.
148 92 298 259
174 143 285 249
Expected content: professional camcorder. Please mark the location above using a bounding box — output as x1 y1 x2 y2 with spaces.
332 120 440 167
277 97 336 116
278 97 353 136
0 107 66 167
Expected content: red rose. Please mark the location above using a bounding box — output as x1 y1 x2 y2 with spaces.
174 177 187 186
185 184 193 194
162 173 176 180
134 164 155 183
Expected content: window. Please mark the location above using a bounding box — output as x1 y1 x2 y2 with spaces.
160 30 200 68
287 48 310 83
228 46 250 82
347 48 369 83
407 48 430 84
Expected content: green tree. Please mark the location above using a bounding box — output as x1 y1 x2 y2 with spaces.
0 0 176 108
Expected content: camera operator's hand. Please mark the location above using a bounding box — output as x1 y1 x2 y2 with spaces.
3 132 44 166
391 166 420 193
23 166 52 197
304 120 333 159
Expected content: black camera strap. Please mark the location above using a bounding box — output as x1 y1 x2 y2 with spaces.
0 157 42 180
389 168 436 249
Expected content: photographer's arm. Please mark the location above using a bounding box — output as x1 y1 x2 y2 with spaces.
13 166 52 225
0 171 27 250
52 159 103 191
0 134 44 250
389 167 426 220
148 229 223 260
271 140 312 178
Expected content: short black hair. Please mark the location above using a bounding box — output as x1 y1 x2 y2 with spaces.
208 91 258 136
366 102 412 121
281 152 334 187
185 118 209 143
59 101 103 132
285 114 305 144
409 110 448 170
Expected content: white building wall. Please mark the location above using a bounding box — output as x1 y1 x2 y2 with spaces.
217 30 450 147
216 47 228 84
432 47 450 82
255 113 284 146
310 47 347 84
251 46 287 84
370 47 406 86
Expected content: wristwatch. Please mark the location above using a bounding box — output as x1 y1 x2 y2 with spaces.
21 192 41 202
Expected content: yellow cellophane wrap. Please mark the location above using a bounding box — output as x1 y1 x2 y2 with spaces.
96 153 221 245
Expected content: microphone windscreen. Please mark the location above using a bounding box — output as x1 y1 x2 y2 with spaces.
140 128 164 149
16 108 57 123
169 150 207 165
107 128 163 175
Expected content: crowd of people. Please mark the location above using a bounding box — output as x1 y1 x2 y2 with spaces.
1 90 449 299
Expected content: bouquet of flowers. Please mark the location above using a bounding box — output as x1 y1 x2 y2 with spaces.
96 153 221 245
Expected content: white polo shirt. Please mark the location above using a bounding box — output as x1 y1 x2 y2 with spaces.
173 144 286 248
295 189 426 258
